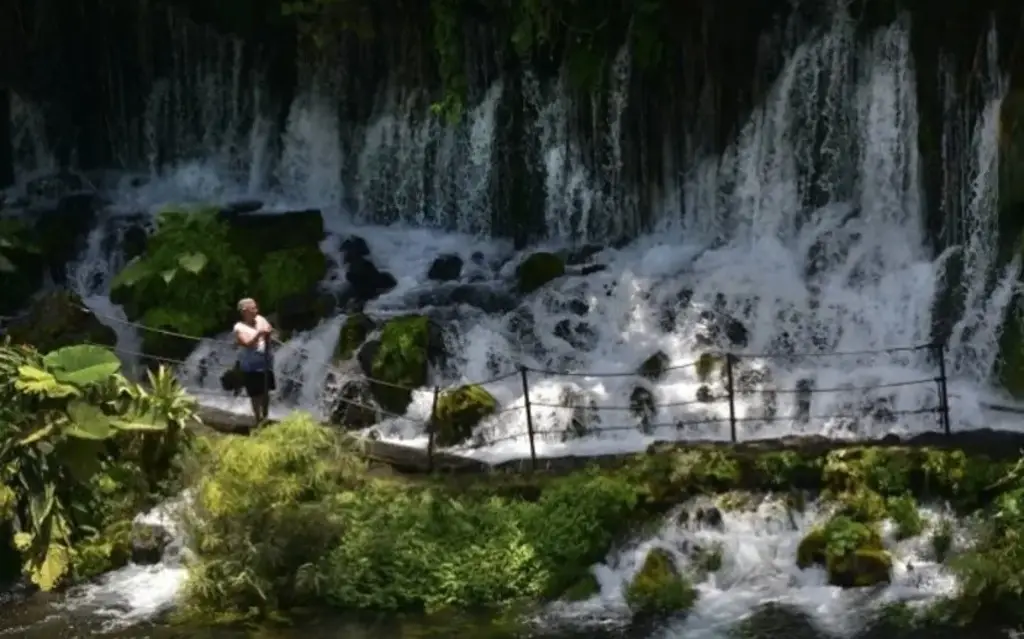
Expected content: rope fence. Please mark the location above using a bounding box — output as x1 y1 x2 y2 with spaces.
42 301 954 471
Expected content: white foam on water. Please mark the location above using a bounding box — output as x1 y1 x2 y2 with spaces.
545 497 960 639
58 495 191 631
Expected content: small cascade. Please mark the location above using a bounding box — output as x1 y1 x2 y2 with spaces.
58 495 191 631
547 495 960 639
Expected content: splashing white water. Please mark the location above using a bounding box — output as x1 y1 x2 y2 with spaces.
57 495 191 631
547 496 960 639
48 15 1012 466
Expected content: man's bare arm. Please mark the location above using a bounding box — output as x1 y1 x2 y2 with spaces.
235 325 260 347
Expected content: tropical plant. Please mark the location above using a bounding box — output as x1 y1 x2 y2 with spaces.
109 207 248 338
0 341 199 590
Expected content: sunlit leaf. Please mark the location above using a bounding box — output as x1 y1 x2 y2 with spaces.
65 401 115 440
44 345 121 387
161 268 177 284
13 532 33 551
18 425 55 446
110 408 168 432
15 366 80 398
28 542 71 591
177 251 208 274
110 256 152 289
0 252 15 272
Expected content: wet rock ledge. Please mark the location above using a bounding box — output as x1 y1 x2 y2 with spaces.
194 405 1024 475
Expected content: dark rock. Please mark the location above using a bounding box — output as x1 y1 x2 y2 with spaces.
130 522 171 566
561 388 601 440
273 291 337 334
659 288 694 332
566 244 604 265
554 319 596 350
5 290 116 353
470 251 486 266
566 296 589 316
449 283 517 314
639 351 670 381
427 253 463 281
120 219 149 261
579 264 607 276
329 379 380 430
356 339 381 379
507 306 537 342
220 199 263 215
345 256 397 301
339 235 371 263
695 507 724 530
224 209 325 273
795 379 813 422
630 386 657 433
23 171 92 209
696 386 714 403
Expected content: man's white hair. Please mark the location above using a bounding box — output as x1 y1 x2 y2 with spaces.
237 298 257 312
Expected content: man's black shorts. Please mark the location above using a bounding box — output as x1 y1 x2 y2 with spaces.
243 370 276 397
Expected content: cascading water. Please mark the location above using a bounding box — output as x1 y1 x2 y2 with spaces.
44 11 1015 462
545 496 961 639
6 5 1024 634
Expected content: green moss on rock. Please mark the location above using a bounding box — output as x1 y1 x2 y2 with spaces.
796 515 891 588
625 547 696 617
516 252 565 294
257 246 328 311
431 384 498 447
5 290 116 352
561 572 601 601
370 314 441 414
335 313 375 361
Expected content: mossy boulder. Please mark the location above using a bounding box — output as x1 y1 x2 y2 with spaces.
5 290 116 352
624 547 697 618
223 208 325 273
516 252 565 294
255 246 329 323
796 515 892 588
335 313 375 362
561 572 601 601
367 314 446 414
431 384 498 447
638 350 670 381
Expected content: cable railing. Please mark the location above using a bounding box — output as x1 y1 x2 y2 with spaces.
42 301 955 471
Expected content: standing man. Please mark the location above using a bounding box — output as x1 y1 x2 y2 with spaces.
234 298 275 425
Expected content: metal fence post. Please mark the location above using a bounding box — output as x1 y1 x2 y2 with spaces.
933 343 951 436
725 353 738 443
519 366 538 471
427 386 440 472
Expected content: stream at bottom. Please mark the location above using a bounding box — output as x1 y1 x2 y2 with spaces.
0 496 1013 639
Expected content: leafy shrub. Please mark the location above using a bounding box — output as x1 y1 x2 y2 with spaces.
110 208 248 342
0 341 198 590
183 421 642 619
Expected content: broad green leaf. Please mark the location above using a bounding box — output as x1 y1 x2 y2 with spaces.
65 401 115 440
15 366 80 398
44 345 121 387
110 408 168 432
161 268 177 284
110 256 152 289
18 424 55 446
0 251 14 272
177 251 208 274
29 484 56 528
13 532 33 551
28 543 71 591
